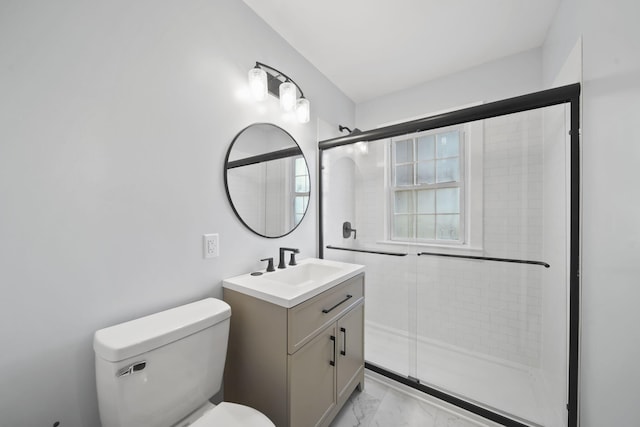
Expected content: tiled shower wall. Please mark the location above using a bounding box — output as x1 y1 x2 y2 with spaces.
325 110 547 368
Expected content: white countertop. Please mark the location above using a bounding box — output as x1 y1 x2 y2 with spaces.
222 257 365 308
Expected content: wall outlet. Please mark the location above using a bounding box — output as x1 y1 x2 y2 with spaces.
203 234 219 258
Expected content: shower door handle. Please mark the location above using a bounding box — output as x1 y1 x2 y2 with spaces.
329 335 336 366
340 327 346 356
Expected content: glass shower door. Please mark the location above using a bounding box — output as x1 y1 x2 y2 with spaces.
415 106 570 427
319 85 579 427
321 140 417 379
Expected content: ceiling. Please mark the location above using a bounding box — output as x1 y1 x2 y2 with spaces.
242 0 562 103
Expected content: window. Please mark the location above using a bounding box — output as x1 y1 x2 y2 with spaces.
293 156 309 225
390 128 464 243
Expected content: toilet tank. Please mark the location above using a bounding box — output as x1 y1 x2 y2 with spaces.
93 298 231 427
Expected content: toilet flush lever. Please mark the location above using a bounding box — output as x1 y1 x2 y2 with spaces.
116 361 147 377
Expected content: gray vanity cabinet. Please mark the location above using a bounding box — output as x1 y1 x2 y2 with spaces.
289 323 337 426
223 273 365 427
336 303 364 401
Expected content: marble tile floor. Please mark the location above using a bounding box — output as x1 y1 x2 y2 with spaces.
330 371 503 427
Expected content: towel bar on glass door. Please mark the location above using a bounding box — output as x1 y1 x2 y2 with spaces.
417 252 550 268
325 245 408 257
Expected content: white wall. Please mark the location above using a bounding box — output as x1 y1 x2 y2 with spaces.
355 48 543 130
543 0 640 425
0 1 353 426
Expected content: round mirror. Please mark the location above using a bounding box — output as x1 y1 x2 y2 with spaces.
224 123 310 238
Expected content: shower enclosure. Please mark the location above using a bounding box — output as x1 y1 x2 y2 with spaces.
318 85 580 427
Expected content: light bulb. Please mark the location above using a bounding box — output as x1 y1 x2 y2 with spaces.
296 97 310 123
279 81 296 112
248 67 267 101
357 141 368 154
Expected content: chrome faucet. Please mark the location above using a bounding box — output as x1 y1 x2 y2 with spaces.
278 247 300 269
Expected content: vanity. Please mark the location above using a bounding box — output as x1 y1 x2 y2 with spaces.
223 258 365 427
222 124 363 426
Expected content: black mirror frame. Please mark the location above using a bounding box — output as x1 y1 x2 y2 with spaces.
223 122 311 239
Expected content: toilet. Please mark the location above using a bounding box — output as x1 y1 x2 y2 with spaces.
93 298 275 427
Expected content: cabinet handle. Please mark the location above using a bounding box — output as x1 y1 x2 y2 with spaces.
322 294 353 314
330 335 336 366
340 327 347 356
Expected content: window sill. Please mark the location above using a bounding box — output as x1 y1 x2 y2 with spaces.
375 240 484 255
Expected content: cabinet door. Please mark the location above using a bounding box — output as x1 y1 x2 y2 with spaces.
336 303 364 401
290 324 336 427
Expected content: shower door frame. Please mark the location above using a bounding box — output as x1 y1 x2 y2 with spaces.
317 83 581 427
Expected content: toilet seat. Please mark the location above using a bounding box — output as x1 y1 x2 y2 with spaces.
190 402 275 427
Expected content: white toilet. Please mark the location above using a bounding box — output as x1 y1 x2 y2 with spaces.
93 298 275 427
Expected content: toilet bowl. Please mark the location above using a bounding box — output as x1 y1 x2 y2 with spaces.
174 402 274 427
177 402 273 427
93 298 275 427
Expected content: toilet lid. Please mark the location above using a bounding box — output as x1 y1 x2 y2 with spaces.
190 402 275 427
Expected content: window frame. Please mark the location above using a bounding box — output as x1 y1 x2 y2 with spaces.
388 126 467 245
292 156 310 226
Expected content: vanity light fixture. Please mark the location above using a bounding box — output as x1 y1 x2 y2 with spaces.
295 97 310 123
248 67 268 101
248 62 310 123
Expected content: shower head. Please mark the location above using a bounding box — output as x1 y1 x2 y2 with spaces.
338 125 362 135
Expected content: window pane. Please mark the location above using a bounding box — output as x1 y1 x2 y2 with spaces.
437 132 459 158
436 188 460 213
417 189 435 213
417 161 435 184
436 158 460 183
436 214 460 240
417 135 435 160
396 164 414 186
294 195 308 213
416 214 436 239
294 157 307 175
295 175 309 192
394 215 413 239
394 190 413 214
389 128 466 244
395 139 413 163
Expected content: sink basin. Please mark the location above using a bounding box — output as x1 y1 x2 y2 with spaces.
223 258 364 307
266 262 344 287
